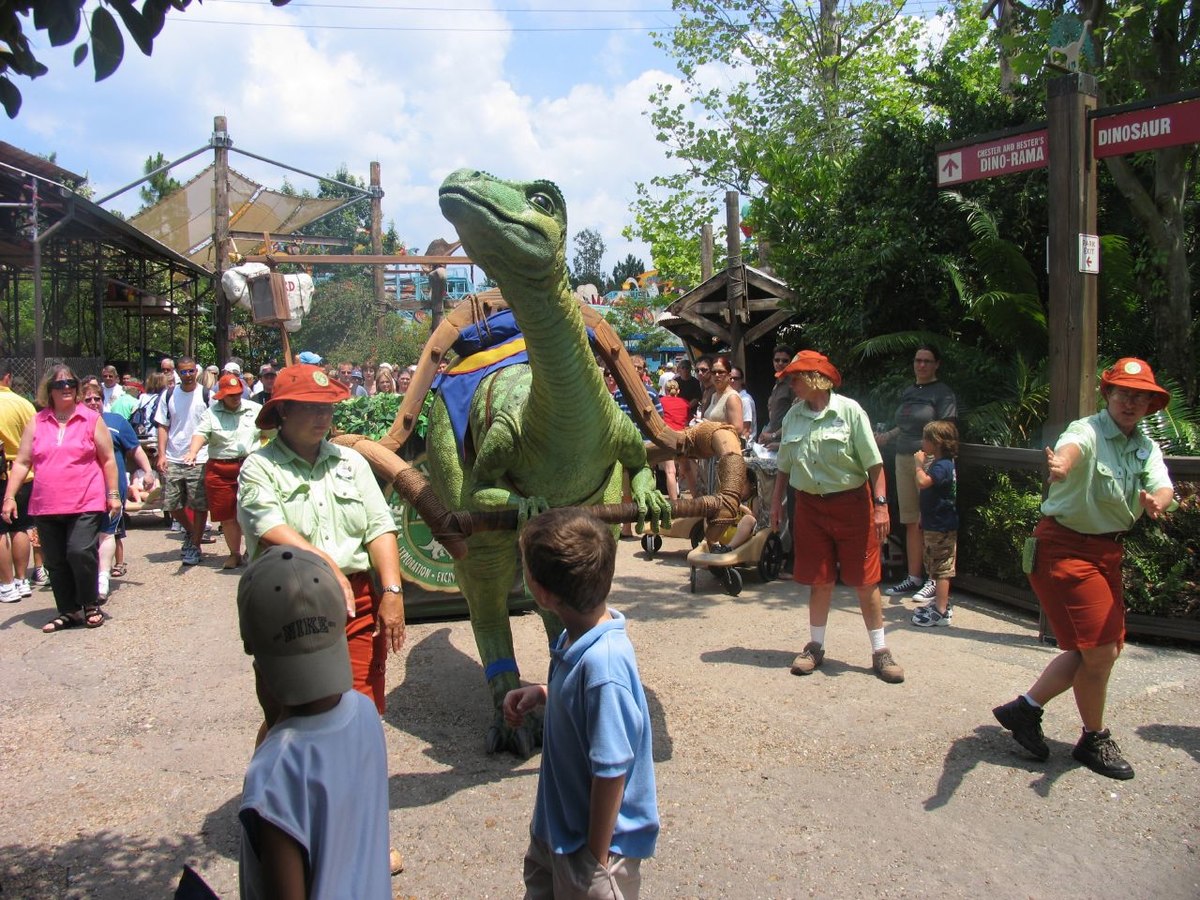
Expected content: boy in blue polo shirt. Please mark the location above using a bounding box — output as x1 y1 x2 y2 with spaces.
504 509 659 899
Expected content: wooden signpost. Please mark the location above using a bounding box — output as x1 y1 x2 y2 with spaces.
935 84 1200 438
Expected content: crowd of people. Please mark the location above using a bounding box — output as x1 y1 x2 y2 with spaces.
0 343 1180 895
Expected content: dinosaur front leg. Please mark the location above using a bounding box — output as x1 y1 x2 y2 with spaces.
455 531 543 757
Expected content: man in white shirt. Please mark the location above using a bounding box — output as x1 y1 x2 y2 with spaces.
154 356 211 565
732 366 757 441
100 366 125 412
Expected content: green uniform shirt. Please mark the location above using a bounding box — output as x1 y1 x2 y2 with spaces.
196 400 263 460
109 393 137 420
1042 410 1174 534
777 392 882 495
237 436 396 572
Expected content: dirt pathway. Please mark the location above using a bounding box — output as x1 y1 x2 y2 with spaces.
0 519 1197 898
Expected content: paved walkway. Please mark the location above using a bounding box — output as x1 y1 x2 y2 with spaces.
0 517 1197 898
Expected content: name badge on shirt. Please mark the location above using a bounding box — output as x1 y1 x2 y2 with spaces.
1136 448 1149 460
832 417 846 429
335 461 355 480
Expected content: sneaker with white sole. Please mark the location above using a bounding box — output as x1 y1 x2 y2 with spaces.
912 605 952 627
182 546 202 566
0 582 20 603
885 574 923 596
911 578 938 602
31 566 50 586
15 578 32 598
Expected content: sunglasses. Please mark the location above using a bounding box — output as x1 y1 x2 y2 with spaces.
50 379 79 390
82 394 104 404
696 367 710 374
178 368 197 375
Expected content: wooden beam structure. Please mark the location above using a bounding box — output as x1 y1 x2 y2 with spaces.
238 254 473 266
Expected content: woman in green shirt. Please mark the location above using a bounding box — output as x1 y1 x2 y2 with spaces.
993 358 1175 781
238 365 405 717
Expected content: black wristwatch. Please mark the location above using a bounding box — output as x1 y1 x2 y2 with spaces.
873 495 888 507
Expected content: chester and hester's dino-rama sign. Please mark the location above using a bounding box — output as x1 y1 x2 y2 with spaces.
936 93 1200 186
937 126 1048 186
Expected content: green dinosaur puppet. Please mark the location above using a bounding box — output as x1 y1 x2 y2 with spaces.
429 169 672 756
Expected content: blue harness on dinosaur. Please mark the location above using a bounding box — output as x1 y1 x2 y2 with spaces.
432 308 597 461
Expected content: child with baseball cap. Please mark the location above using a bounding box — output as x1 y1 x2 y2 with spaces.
236 546 391 899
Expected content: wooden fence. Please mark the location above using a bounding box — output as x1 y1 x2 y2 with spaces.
957 443 1200 642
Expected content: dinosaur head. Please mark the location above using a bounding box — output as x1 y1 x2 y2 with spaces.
438 170 567 291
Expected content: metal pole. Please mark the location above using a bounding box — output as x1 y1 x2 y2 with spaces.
213 116 232 364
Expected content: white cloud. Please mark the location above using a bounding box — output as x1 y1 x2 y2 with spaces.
5 0 688 273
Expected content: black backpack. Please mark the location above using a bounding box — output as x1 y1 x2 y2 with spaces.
129 397 159 439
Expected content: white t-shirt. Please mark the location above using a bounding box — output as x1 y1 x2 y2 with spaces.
153 386 210 464
239 691 391 900
739 389 757 438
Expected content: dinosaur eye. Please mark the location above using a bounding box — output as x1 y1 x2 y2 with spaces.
529 192 556 214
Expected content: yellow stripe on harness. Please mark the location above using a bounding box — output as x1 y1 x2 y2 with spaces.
448 338 527 375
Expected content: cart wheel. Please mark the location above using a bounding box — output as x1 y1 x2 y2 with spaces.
641 534 661 558
724 567 743 597
689 566 697 593
758 533 784 582
689 520 705 548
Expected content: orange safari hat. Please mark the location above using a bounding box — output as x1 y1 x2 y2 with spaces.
1100 358 1169 414
777 350 842 389
256 364 349 429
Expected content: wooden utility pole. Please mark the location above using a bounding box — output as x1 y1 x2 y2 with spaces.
700 223 714 281
725 191 746 373
213 116 232 364
1045 74 1099 441
370 162 387 337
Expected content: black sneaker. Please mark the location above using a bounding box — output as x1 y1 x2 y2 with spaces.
992 696 1050 760
1072 729 1134 780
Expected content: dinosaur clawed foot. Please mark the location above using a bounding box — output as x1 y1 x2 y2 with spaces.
485 719 541 758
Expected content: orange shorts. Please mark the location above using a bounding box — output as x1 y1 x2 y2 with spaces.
1028 517 1125 651
792 484 880 587
203 458 244 521
346 571 388 713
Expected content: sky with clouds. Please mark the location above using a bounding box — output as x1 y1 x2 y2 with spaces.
6 0 694 276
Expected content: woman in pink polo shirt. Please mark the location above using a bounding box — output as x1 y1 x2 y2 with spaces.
1 365 121 631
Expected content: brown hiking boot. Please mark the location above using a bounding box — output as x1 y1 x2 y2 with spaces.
790 641 825 675
871 648 905 683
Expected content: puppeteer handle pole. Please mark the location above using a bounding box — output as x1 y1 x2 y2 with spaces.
280 326 293 368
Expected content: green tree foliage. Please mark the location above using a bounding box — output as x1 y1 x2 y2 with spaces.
990 0 1200 399
138 151 182 210
570 228 607 290
611 253 646 289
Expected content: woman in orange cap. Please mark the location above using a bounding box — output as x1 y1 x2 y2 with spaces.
993 358 1175 780
183 373 262 569
768 350 904 684
237 364 406 722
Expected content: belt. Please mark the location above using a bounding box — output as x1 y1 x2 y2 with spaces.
1046 517 1125 544
805 484 866 500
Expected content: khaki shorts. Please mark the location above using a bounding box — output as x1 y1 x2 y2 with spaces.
162 461 208 512
895 453 920 524
923 529 957 579
523 834 642 900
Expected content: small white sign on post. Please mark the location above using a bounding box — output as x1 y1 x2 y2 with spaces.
1078 234 1100 274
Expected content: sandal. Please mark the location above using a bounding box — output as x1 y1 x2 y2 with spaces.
83 606 104 628
43 614 82 633
110 563 127 577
